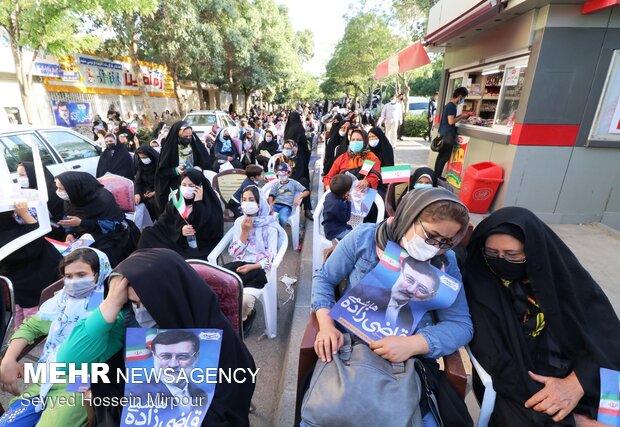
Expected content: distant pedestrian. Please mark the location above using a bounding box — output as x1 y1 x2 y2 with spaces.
435 87 468 178
377 94 403 148
425 92 438 141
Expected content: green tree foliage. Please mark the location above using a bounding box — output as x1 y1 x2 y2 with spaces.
390 0 438 40
321 13 406 104
408 55 443 96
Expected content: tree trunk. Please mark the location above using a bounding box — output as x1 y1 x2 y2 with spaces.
195 76 205 109
169 68 184 117
243 88 251 116
128 37 153 121
226 68 238 114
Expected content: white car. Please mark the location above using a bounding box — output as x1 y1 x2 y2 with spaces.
408 96 431 116
0 126 102 181
183 110 237 141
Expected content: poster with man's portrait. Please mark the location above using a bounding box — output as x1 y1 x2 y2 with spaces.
51 100 92 128
120 328 223 427
329 241 461 344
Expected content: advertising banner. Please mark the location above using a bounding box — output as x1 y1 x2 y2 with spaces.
446 136 470 189
50 100 92 127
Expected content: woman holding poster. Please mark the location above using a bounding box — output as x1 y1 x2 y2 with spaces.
464 207 620 426
309 188 473 426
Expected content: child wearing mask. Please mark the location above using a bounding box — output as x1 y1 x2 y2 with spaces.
322 174 353 241
268 163 309 227
229 164 264 218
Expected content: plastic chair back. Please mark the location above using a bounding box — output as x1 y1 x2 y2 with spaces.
212 169 247 221
267 153 284 172
97 174 135 214
186 260 243 337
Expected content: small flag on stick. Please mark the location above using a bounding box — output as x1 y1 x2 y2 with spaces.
360 160 375 176
381 165 411 184
170 188 190 219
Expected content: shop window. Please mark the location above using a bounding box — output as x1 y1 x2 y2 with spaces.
589 50 620 142
496 65 527 129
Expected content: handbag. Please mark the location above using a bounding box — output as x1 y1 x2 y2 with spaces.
430 135 443 152
301 333 423 427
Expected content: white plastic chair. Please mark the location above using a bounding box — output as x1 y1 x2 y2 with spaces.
208 223 288 339
203 170 217 185
466 346 496 427
261 180 301 251
267 153 284 172
312 190 385 273
97 173 136 222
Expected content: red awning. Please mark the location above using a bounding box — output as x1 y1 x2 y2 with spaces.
373 42 431 80
582 0 620 14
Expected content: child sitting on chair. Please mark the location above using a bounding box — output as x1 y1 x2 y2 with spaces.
268 163 309 227
225 185 278 334
322 173 353 241
229 164 264 218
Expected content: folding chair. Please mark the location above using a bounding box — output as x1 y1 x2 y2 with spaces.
97 174 136 221
208 224 288 338
267 153 284 172
186 259 244 337
294 311 468 426
312 190 385 273
212 169 247 222
261 180 300 251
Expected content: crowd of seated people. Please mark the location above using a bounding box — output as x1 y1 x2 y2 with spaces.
0 107 618 427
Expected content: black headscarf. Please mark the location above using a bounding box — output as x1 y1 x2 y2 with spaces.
114 249 256 426
20 161 64 221
134 145 159 195
96 135 134 181
464 207 620 420
155 121 214 211
323 114 345 175
368 127 394 167
410 167 438 190
283 111 310 162
257 130 279 155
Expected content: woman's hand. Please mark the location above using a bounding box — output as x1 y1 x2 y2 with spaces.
100 275 129 323
357 179 369 190
370 335 424 363
134 194 141 206
525 371 584 422
0 358 23 395
194 185 203 202
144 191 155 199
314 323 344 363
241 216 254 233
236 263 260 275
182 225 196 236
14 200 36 224
58 215 82 227
66 234 76 243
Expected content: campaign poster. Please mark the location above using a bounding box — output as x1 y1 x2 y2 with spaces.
329 241 461 344
350 186 377 218
446 136 470 189
51 101 92 128
120 328 223 427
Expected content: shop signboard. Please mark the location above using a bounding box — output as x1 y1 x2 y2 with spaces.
445 135 470 189
45 53 175 97
51 100 92 127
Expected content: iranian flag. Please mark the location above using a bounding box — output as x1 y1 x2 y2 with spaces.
380 250 401 272
170 187 190 219
126 346 152 361
381 165 411 184
45 237 70 254
264 172 277 182
359 160 375 176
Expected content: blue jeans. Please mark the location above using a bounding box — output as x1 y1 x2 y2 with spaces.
273 203 292 227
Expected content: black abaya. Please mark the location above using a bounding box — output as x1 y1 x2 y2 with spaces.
133 146 160 220
464 207 620 424
368 127 395 167
96 141 134 181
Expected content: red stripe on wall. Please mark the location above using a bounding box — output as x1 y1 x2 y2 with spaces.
510 124 580 146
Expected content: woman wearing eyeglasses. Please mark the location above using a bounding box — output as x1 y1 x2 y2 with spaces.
309 187 474 426
463 207 620 427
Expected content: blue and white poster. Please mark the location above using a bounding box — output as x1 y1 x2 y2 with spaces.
120 328 223 427
51 101 92 127
330 241 461 344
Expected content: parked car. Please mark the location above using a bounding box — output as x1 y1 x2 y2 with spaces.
0 125 102 182
183 110 237 141
408 96 430 116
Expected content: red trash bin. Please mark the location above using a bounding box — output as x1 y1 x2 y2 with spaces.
459 162 504 214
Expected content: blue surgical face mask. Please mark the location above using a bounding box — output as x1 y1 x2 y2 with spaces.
283 149 293 157
265 137 273 142
132 303 157 328
349 140 364 153
64 276 97 299
458 98 465 105
413 183 433 190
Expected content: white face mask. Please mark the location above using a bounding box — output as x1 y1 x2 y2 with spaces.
338 130 346 137
56 190 70 201
64 276 97 299
180 186 195 199
401 233 440 262
368 139 379 148
278 174 288 183
140 157 152 165
241 201 259 216
18 177 29 188
153 147 161 153
132 303 157 328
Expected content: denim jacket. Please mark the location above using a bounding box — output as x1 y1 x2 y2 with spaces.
311 223 473 359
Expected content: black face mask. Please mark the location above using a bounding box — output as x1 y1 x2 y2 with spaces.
484 255 527 282
179 137 192 146
223 135 231 140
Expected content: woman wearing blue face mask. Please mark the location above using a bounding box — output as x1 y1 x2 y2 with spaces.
58 248 256 427
323 128 382 191
256 130 279 170
310 188 473 426
410 167 438 191
0 248 112 427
